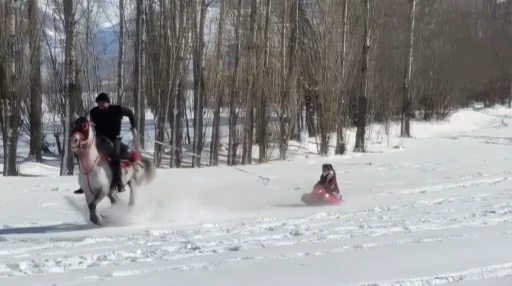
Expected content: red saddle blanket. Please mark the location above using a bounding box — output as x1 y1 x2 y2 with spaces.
100 150 141 169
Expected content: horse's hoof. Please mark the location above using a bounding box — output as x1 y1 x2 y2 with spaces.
74 189 84 194
90 214 102 226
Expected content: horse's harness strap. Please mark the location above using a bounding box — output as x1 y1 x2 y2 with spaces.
77 136 99 195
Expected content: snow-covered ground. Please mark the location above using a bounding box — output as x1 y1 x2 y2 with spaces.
2 104 512 285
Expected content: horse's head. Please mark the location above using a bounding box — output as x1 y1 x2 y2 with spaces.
70 116 94 153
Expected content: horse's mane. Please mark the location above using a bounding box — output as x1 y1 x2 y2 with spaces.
74 116 89 122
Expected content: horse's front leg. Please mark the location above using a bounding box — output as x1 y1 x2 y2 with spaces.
108 192 117 205
88 189 107 226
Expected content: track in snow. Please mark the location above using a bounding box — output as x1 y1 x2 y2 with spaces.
2 176 512 285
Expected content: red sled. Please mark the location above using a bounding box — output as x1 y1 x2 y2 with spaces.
301 184 343 206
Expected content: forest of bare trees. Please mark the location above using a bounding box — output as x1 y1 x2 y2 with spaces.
1 0 512 176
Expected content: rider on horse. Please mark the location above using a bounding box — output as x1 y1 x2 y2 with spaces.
74 92 138 194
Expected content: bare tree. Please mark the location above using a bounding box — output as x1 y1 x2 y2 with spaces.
401 0 417 137
60 0 77 176
29 0 43 162
133 0 144 148
335 0 349 155
509 0 512 108
0 0 17 176
240 0 259 165
257 0 272 163
192 0 209 167
172 0 189 168
117 0 125 105
227 0 243 166
210 0 225 166
278 0 299 160
354 0 370 152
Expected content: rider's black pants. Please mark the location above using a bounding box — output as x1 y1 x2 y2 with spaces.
111 137 130 160
97 136 130 189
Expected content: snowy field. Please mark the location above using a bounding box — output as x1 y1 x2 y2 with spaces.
2 105 512 285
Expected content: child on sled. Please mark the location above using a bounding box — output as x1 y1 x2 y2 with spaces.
317 163 341 199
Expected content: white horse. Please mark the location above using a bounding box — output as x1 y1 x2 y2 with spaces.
69 116 156 226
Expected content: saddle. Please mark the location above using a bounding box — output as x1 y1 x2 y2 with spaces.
73 150 142 195
100 150 142 169
121 150 142 168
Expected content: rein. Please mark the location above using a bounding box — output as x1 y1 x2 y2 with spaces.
75 132 100 195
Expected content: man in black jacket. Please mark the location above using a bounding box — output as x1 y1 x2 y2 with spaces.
74 93 138 194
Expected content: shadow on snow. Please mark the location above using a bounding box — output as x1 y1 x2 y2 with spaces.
0 223 96 236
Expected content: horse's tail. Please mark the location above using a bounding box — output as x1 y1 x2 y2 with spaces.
140 156 157 183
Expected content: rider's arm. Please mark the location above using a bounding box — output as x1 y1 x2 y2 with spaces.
120 106 137 129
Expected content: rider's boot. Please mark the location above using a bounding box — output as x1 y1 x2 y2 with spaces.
115 180 125 193
110 158 125 193
109 176 125 193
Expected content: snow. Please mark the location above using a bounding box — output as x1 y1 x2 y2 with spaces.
2 104 512 285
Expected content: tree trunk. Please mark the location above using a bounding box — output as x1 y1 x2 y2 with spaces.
241 0 258 165
0 66 9 176
401 0 417 137
61 0 76 175
509 0 512 108
170 0 187 168
279 0 288 160
66 60 79 174
133 0 144 148
28 0 42 162
354 0 370 152
335 0 348 155
0 72 10 176
149 0 167 167
210 0 224 167
154 113 165 167
228 0 243 166
491 0 499 107
192 0 207 167
304 90 316 137
0 0 17 176
117 0 124 105
175 79 184 168
258 0 272 164
279 0 298 160
211 99 221 166
139 3 148 150
170 97 176 167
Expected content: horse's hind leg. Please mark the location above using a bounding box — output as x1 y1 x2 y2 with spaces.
128 181 135 207
88 189 106 226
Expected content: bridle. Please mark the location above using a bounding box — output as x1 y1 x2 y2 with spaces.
71 120 100 194
71 121 95 152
